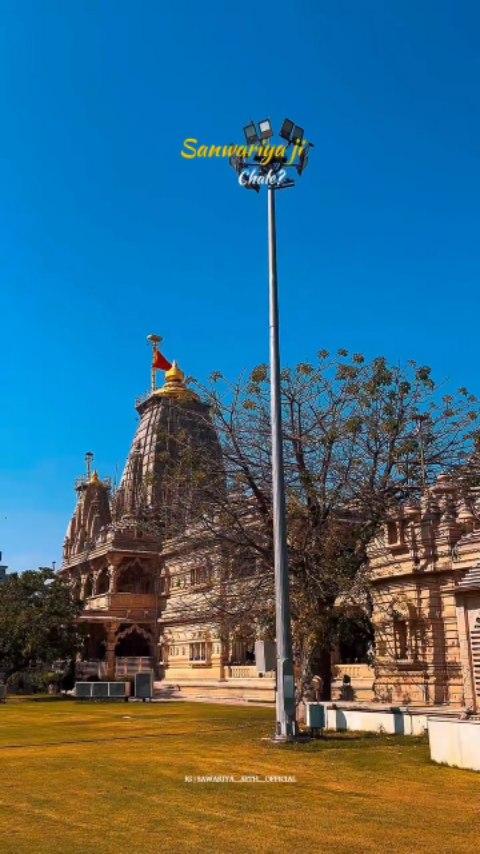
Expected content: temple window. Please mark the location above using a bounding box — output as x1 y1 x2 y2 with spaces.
387 521 398 544
191 566 208 586
189 642 207 662
377 639 387 658
394 618 409 659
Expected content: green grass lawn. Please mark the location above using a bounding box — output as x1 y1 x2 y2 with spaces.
0 698 479 853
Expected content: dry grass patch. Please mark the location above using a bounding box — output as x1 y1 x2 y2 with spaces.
0 697 478 853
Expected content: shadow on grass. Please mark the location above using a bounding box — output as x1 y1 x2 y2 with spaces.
2 694 75 704
276 731 429 753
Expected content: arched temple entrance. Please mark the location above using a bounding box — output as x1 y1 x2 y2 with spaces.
115 626 152 658
114 624 154 678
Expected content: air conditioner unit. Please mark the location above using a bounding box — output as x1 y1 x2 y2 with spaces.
135 671 153 700
75 682 93 699
74 681 130 700
109 681 129 699
92 682 109 699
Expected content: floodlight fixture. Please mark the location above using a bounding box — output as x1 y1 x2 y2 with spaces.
244 122 259 144
296 145 309 175
258 118 273 140
292 124 304 145
280 118 295 141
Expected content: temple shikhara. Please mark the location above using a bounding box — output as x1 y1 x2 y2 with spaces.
61 342 480 712
61 344 275 703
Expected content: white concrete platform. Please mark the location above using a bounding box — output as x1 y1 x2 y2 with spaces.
311 701 461 736
428 717 480 772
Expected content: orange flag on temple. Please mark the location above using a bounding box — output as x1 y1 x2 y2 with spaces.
153 350 172 371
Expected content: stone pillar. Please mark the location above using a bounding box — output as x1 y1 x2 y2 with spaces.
219 632 230 681
108 564 116 593
105 623 117 680
107 555 123 594
456 595 475 710
91 571 98 597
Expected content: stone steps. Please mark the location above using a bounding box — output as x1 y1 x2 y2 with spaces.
154 679 275 705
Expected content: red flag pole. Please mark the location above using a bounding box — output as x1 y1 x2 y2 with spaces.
146 334 162 393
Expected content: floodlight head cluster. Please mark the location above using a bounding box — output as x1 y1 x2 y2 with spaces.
243 122 259 145
258 119 273 140
280 118 304 145
243 119 274 144
243 117 311 151
233 117 313 192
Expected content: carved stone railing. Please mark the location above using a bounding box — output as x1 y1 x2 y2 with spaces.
76 657 153 679
115 657 153 677
333 663 374 680
229 665 257 679
331 662 375 702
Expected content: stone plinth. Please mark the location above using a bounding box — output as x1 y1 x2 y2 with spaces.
428 717 480 771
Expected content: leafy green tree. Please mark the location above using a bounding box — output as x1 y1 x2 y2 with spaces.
0 568 83 681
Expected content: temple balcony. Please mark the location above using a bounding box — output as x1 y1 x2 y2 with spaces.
83 592 157 620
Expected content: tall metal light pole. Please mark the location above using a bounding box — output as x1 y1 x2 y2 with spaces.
230 118 312 740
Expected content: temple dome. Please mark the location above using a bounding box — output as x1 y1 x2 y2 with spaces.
114 361 222 529
62 352 223 562
63 465 111 561
154 360 199 401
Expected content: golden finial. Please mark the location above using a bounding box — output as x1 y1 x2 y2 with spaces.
90 470 100 484
156 360 199 401
165 361 185 384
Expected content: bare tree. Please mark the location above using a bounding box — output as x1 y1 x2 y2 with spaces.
152 351 479 696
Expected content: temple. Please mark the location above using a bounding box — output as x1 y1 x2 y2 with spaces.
332 475 480 712
366 476 480 709
60 349 275 703
61 346 480 712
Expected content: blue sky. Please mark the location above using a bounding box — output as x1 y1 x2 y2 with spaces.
0 1 479 570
